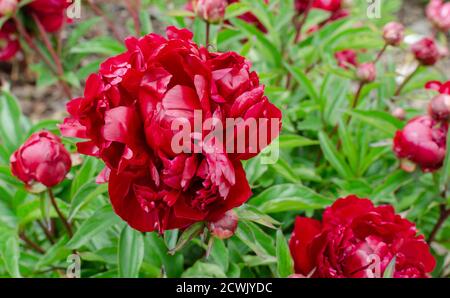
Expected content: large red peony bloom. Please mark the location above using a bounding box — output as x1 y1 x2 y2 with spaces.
26 0 72 32
393 116 447 172
289 196 436 278
10 131 72 188
61 27 281 233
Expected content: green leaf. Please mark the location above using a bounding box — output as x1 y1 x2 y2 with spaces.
348 110 403 136
0 89 25 153
319 131 353 178
250 184 333 213
235 221 275 257
169 222 204 255
284 63 319 102
118 225 144 278
383 257 396 278
0 228 21 277
70 157 99 199
66 205 121 249
225 2 250 19
70 37 126 56
278 134 319 149
236 205 280 229
66 17 101 50
209 238 229 272
69 183 108 221
276 230 294 278
182 261 226 278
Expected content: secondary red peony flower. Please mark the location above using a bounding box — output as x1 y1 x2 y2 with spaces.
289 196 436 278
411 37 441 66
26 0 72 32
334 49 358 69
295 0 342 14
426 80 450 121
194 0 228 24
0 21 20 61
383 21 404 46
10 131 72 188
393 116 447 172
356 62 376 83
426 0 450 32
61 27 281 233
426 80 450 95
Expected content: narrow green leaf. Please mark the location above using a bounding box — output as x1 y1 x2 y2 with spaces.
319 131 353 178
276 230 294 278
118 225 144 278
284 63 319 102
169 222 204 255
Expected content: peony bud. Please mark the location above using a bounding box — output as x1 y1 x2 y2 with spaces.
426 0 450 33
383 22 404 46
393 116 447 172
429 94 450 121
392 107 406 121
194 0 227 24
411 37 440 66
0 0 17 16
356 62 376 83
207 210 238 239
10 131 72 188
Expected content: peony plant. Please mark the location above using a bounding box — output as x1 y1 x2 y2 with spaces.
0 0 448 280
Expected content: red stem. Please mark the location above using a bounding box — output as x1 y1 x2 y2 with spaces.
48 188 73 238
125 0 141 36
394 64 420 96
87 0 122 42
427 205 450 244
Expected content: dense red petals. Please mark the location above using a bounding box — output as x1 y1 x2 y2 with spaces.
289 196 435 278
62 27 281 232
26 0 72 32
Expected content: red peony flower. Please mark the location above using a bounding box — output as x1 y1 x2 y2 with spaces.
334 49 358 69
10 131 72 188
411 37 441 66
26 0 72 32
426 80 450 95
426 0 450 33
295 0 343 14
393 116 447 172
383 21 404 46
61 27 281 233
289 196 436 278
194 0 228 24
0 21 20 61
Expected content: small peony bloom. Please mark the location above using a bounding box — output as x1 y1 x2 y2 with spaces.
194 0 228 24
426 0 450 32
207 210 238 239
334 49 358 69
26 0 72 32
0 21 20 61
392 107 406 121
393 116 447 172
289 196 436 278
10 131 72 188
383 22 404 46
61 27 281 233
425 80 450 95
429 94 450 121
0 0 17 15
411 37 441 66
356 62 376 83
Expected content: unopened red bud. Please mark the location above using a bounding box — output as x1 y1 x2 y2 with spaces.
426 0 450 33
0 0 17 15
429 94 450 121
411 37 441 66
383 22 404 46
392 107 406 121
195 0 227 24
207 210 238 239
356 63 376 83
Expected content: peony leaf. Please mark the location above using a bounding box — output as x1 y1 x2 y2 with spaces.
118 225 144 278
276 230 294 278
169 222 204 255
